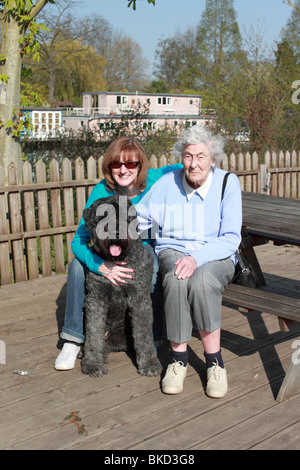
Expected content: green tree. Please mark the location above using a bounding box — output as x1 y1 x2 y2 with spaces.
102 34 150 92
146 79 169 93
0 0 54 184
196 0 245 88
273 39 300 150
154 27 200 90
282 0 300 62
0 0 155 184
208 23 273 154
26 0 107 104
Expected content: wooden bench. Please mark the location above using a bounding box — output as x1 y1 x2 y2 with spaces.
223 282 300 402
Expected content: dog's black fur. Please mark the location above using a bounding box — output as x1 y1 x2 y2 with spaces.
81 195 162 378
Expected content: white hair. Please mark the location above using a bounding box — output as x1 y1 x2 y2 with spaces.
173 126 225 166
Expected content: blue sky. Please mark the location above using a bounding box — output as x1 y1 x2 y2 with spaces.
73 0 293 76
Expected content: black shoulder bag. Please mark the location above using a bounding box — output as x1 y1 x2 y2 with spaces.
221 173 257 288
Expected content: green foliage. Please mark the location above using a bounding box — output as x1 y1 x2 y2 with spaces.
128 0 155 10
0 0 52 140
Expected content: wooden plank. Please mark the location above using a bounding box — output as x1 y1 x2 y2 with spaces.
241 193 300 241
243 206 300 222
0 342 293 450
223 284 300 322
66 357 292 451
50 160 65 273
0 264 299 449
22 161 39 280
246 228 300 246
225 283 300 309
36 161 52 277
62 159 75 264
291 151 297 199
87 156 97 197
0 225 78 243
271 151 278 196
8 163 27 282
193 390 300 450
75 158 86 224
0 164 12 285
250 421 300 450
0 179 100 194
245 153 252 192
242 191 300 209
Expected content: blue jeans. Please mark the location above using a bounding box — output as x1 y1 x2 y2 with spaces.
60 244 163 344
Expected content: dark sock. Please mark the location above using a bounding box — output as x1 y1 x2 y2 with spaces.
204 349 224 369
170 349 188 367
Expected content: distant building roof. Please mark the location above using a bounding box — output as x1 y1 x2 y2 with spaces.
82 91 201 98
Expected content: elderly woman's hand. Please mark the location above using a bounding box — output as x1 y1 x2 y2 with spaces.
98 261 135 286
174 255 197 280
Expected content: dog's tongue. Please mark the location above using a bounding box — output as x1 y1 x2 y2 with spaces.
109 245 122 257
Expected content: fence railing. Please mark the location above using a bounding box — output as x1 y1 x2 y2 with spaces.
0 150 299 285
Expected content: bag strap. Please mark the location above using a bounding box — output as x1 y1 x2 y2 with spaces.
221 172 231 201
234 248 248 272
221 172 240 261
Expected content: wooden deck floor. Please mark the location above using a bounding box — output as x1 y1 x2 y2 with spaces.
0 244 299 451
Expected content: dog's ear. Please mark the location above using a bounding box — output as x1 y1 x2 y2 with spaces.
82 200 101 231
82 205 95 231
127 199 137 223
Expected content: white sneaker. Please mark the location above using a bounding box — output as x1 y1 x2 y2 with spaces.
54 343 81 370
162 361 187 394
206 362 228 398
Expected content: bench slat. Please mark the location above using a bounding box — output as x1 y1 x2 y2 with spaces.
223 284 300 323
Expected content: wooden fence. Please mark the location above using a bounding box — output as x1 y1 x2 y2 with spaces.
0 150 299 285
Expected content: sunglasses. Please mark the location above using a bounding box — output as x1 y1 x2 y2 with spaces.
110 161 140 169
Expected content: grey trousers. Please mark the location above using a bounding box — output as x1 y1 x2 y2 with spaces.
158 249 235 344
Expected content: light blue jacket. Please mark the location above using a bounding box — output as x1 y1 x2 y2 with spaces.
136 168 242 267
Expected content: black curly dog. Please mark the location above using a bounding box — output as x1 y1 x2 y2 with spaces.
81 195 162 378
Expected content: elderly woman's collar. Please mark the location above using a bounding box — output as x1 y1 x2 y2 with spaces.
182 168 214 200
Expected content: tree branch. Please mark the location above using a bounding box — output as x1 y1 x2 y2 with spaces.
286 1 300 12
30 0 52 19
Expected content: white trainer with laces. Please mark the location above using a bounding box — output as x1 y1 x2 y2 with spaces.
54 342 81 370
206 362 228 398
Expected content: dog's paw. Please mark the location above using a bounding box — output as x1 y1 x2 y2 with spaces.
81 361 108 377
138 356 162 377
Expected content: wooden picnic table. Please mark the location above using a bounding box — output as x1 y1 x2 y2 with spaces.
224 191 300 402
242 191 300 247
237 192 300 287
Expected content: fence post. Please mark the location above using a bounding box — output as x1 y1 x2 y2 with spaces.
0 164 12 285
50 159 65 273
8 163 27 282
36 160 52 277
259 164 270 195
23 161 39 280
149 155 158 169
62 158 75 265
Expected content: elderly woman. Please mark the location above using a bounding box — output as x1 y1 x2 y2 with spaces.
55 136 181 371
137 126 242 398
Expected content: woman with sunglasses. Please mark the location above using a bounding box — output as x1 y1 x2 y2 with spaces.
55 136 182 370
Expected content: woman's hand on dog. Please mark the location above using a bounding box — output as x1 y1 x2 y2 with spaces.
98 261 136 286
